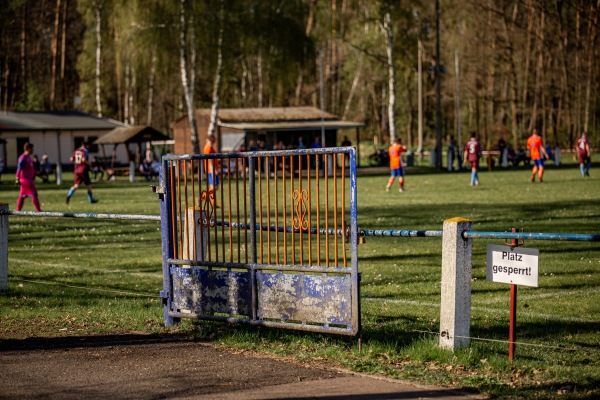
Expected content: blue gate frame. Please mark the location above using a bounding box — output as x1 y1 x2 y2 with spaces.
157 147 360 336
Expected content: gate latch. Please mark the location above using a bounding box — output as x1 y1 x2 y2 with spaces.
352 226 366 244
151 185 165 199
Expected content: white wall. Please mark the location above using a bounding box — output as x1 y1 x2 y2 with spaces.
1 130 129 168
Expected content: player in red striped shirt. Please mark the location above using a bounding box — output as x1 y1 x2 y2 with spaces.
576 131 591 177
463 132 482 186
66 141 98 204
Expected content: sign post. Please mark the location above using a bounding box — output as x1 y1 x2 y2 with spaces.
486 229 539 360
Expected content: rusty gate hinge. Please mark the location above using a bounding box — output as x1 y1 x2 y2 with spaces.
159 290 169 305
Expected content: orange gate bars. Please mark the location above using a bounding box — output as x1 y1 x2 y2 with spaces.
157 147 360 337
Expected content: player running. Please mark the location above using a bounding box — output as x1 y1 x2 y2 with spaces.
66 141 98 204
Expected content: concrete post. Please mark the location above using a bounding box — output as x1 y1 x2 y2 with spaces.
129 161 136 183
439 217 472 351
0 203 8 291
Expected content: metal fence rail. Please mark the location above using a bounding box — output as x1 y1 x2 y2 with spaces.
2 210 160 221
360 228 600 242
464 231 600 241
4 211 596 242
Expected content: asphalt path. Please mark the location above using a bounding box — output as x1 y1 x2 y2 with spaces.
0 334 487 400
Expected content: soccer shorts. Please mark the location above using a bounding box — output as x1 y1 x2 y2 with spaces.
208 173 219 187
390 167 404 177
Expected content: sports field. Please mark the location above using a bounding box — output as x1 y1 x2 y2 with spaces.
0 159 598 399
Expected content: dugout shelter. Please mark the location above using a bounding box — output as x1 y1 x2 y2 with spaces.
171 106 364 164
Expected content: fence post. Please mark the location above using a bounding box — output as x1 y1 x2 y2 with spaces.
129 161 136 183
0 203 8 291
439 217 472 351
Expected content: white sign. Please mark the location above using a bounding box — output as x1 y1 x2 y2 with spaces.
486 245 539 287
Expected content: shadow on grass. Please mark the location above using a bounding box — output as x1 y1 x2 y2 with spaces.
0 332 189 352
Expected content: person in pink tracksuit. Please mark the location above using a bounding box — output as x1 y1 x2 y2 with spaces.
15 142 41 212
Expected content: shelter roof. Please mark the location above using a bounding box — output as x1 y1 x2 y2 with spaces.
219 120 364 132
214 107 338 122
172 106 363 130
0 110 123 131
95 125 169 144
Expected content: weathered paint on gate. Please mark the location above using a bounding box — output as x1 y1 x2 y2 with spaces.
157 147 360 336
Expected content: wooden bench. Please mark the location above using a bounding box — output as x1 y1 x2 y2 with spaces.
106 167 131 180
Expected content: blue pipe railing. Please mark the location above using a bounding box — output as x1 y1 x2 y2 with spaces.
2 211 598 242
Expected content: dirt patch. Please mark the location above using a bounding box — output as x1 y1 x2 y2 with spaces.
0 334 344 399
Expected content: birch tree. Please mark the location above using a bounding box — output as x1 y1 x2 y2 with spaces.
179 0 199 154
94 0 103 117
383 11 396 143
583 0 599 133
207 0 225 138
50 0 62 109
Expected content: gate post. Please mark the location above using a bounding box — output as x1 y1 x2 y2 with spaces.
159 161 179 326
0 203 8 291
439 217 472 351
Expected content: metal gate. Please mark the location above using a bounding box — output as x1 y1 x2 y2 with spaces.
156 147 360 336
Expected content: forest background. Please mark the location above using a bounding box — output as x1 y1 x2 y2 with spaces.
1 0 598 154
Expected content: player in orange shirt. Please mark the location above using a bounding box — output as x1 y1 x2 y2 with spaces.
203 135 220 208
526 129 549 183
386 138 407 192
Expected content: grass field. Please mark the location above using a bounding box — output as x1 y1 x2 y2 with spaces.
0 160 598 399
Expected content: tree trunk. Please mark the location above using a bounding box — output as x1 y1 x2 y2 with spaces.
147 50 156 125
20 5 27 104
241 59 248 105
257 51 263 107
574 9 581 135
521 0 534 133
529 11 544 132
94 1 103 117
295 0 317 104
60 0 68 105
556 2 572 140
113 20 122 121
584 0 599 133
124 62 130 123
405 70 414 147
50 0 62 109
417 40 423 156
179 0 199 154
342 58 362 120
207 0 225 139
367 83 381 143
486 1 495 144
331 0 338 114
502 1 519 147
129 65 136 125
383 12 396 143
454 50 462 149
